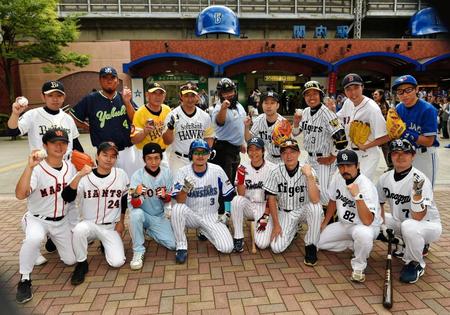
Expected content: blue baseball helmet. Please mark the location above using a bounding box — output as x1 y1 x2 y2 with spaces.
195 5 240 37
392 75 418 91
189 139 211 160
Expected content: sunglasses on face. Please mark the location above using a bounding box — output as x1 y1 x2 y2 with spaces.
192 150 209 156
396 87 415 95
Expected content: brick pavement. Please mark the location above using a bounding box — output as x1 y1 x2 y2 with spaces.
0 189 449 315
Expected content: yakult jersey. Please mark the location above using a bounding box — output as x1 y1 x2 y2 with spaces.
235 160 276 203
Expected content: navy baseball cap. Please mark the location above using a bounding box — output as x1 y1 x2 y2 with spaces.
42 128 69 144
97 141 119 155
336 150 358 165
392 75 418 91
247 137 265 150
143 142 163 158
99 66 118 77
148 82 166 93
261 91 280 103
389 139 416 153
42 80 65 95
342 73 363 89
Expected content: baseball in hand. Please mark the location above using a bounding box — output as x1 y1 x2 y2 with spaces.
17 96 29 107
295 108 303 116
36 149 47 160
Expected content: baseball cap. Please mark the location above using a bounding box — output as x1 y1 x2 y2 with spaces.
148 82 166 93
392 75 418 91
342 73 364 89
42 128 69 144
99 66 118 77
97 141 119 155
303 81 323 95
42 80 65 95
143 142 163 158
247 137 265 150
261 91 280 103
180 82 199 95
336 150 358 165
279 138 300 152
389 139 416 153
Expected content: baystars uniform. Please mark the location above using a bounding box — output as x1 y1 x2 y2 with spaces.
72 167 129 268
377 168 441 268
337 97 387 180
318 172 382 272
171 163 234 253
231 160 276 249
298 105 344 205
250 114 286 164
20 160 77 276
263 164 322 253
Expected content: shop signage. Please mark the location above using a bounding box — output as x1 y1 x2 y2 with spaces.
264 75 297 82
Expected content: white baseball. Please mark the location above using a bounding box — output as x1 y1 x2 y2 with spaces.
17 96 28 107
36 149 47 160
295 108 303 116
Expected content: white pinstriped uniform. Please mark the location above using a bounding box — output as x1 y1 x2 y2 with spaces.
231 160 276 249
263 163 322 253
318 172 381 271
72 167 129 267
171 163 234 253
377 168 441 268
20 160 77 275
250 114 286 164
298 104 344 205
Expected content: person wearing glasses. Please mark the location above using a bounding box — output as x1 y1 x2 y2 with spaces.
391 75 439 187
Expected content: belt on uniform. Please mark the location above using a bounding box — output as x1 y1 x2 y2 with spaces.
308 152 323 157
417 147 428 153
99 222 115 225
351 147 360 151
272 154 281 158
280 208 292 213
34 214 65 222
175 151 189 158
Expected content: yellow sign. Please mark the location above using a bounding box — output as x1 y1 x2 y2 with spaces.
264 75 297 82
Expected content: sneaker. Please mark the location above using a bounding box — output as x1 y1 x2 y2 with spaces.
175 250 187 264
233 238 244 253
130 252 145 270
45 237 57 253
35 254 48 266
422 244 430 257
197 230 207 241
400 261 424 283
16 279 33 304
304 244 318 266
393 244 405 258
71 260 89 285
351 270 366 283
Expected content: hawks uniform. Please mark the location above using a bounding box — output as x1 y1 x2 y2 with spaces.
377 167 441 268
250 114 286 164
263 164 322 253
171 163 234 253
231 160 276 249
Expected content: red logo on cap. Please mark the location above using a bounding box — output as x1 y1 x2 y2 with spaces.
55 130 64 137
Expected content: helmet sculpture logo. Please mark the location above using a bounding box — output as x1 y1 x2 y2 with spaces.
214 12 222 24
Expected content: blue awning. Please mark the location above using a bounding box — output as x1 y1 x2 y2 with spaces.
409 7 448 36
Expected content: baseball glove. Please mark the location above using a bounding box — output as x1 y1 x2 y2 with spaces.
349 120 371 146
272 119 292 147
71 150 94 171
386 108 406 140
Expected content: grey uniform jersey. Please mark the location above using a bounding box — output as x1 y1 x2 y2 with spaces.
250 113 286 163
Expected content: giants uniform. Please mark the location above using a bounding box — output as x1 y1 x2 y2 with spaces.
297 105 344 205
318 172 382 272
20 160 77 276
72 167 129 267
171 163 234 253
377 168 441 268
231 160 276 249
263 164 322 253
337 97 387 180
249 114 286 163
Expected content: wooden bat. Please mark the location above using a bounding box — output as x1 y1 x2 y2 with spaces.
383 229 394 309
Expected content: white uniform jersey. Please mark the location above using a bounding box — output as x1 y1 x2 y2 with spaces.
236 160 276 203
328 172 382 226
164 106 214 155
300 105 343 154
250 114 285 161
28 160 77 218
172 163 234 213
377 167 440 222
76 167 129 224
264 163 319 212
18 107 79 156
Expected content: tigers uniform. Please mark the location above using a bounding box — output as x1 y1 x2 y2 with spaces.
297 104 344 205
377 167 441 268
164 106 215 178
20 160 77 276
318 172 382 272
263 163 322 253
249 113 286 164
231 160 276 249
337 97 387 180
72 167 129 267
171 163 234 253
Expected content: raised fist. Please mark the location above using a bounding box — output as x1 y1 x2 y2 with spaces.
167 115 176 130
182 176 195 193
236 165 246 185
412 172 425 196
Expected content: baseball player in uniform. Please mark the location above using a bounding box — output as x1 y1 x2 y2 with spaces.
162 82 215 179
376 139 441 283
263 139 322 266
318 149 382 283
62 142 129 285
337 73 389 180
244 91 287 164
391 75 439 187
171 139 235 264
230 137 276 252
15 128 77 304
128 143 176 270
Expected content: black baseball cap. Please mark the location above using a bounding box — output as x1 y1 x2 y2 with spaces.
42 128 69 144
279 138 300 152
342 73 364 89
99 66 118 77
42 80 65 95
261 91 280 103
180 81 199 95
247 137 265 150
97 141 119 155
148 82 166 93
336 150 358 165
389 139 416 154
143 142 163 158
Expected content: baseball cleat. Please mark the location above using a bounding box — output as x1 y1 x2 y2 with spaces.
175 250 187 264
304 244 318 266
233 238 244 253
351 270 366 283
400 261 424 284
16 280 33 304
71 260 89 285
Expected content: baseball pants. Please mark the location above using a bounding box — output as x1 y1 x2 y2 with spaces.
355 149 380 181
413 147 438 188
117 146 143 178
307 156 336 205
231 196 272 249
72 221 125 268
20 213 76 275
271 202 322 254
168 152 190 179
129 207 176 253
318 221 379 271
171 203 234 253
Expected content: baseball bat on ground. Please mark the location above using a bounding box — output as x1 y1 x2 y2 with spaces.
383 228 394 309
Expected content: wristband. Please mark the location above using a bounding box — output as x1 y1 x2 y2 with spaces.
224 201 231 213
